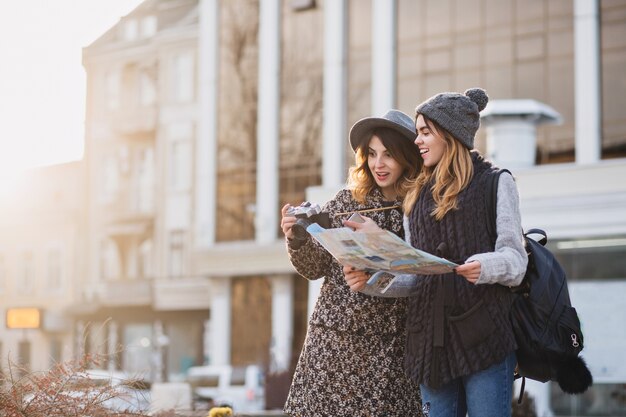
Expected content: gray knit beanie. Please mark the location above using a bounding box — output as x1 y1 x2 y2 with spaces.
415 88 489 149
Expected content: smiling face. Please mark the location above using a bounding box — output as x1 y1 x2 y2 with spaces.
415 114 447 167
367 135 404 200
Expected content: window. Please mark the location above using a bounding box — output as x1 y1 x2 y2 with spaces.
123 19 138 41
99 239 120 281
105 70 120 110
140 16 157 38
601 2 626 157
168 230 185 277
171 52 194 103
121 64 138 110
46 247 63 292
139 72 156 106
138 239 153 279
216 165 257 241
169 141 192 191
100 154 119 203
551 236 626 280
18 341 31 377
551 382 626 415
0 253 5 293
18 251 35 295
135 147 155 212
123 324 152 376
50 338 63 367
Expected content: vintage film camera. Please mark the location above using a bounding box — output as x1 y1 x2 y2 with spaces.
286 202 331 244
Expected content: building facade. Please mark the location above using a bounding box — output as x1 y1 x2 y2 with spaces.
3 0 622 415
0 163 84 380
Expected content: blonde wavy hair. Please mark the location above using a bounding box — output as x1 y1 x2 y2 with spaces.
347 127 422 204
403 116 474 220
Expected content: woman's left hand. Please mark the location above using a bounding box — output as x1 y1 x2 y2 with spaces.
454 260 481 284
343 265 371 292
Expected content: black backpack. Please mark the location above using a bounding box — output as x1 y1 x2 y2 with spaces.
487 169 593 397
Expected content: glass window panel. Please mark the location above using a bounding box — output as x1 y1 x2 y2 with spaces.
47 247 63 291
550 236 626 281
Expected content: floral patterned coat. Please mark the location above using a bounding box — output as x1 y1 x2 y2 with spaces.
284 188 423 417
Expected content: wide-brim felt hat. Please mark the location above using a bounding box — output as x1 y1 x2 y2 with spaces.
349 109 417 151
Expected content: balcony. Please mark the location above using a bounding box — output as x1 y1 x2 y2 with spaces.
96 278 153 307
152 276 211 311
193 241 292 276
111 105 157 136
102 183 155 225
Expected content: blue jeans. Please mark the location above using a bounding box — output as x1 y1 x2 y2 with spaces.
420 352 516 417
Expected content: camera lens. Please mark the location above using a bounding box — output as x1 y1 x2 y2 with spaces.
292 218 311 241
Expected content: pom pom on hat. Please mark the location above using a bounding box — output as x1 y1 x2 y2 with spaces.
415 87 489 149
465 88 488 112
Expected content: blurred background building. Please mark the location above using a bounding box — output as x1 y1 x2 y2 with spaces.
1 0 625 415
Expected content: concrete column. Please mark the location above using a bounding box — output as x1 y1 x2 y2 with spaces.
256 0 281 243
107 320 118 372
307 279 323 320
270 275 293 372
322 0 348 188
127 238 138 278
574 0 601 164
209 277 231 365
371 0 397 114
309 0 350 318
196 0 219 247
75 320 85 359
203 319 211 364
150 320 165 382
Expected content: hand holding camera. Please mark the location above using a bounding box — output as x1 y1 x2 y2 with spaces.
286 201 331 239
282 202 331 247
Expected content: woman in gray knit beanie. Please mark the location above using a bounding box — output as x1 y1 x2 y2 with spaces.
344 88 528 417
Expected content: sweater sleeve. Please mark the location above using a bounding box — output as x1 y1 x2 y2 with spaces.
466 172 528 286
286 236 334 281
285 190 345 280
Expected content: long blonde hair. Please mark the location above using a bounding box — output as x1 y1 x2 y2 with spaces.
403 116 473 220
347 127 422 203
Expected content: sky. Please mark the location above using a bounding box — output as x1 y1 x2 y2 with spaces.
0 0 144 176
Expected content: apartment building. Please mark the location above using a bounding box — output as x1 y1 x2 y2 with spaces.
0 162 84 378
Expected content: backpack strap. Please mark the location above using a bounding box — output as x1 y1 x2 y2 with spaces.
525 228 548 246
486 169 550 250
486 168 511 242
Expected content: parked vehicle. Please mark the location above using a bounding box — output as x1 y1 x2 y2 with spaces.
79 369 151 412
20 368 151 414
186 365 265 412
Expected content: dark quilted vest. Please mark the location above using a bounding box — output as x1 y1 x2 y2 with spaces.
404 152 517 388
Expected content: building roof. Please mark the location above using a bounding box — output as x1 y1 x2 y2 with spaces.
84 0 198 52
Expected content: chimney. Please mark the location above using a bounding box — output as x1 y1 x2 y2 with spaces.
481 99 562 169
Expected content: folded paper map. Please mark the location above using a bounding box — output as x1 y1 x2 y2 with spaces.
306 223 458 276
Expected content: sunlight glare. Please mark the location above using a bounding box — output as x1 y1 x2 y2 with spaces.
0 0 144 176
0 159 26 200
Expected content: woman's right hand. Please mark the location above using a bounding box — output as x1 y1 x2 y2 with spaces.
342 214 381 232
281 204 296 239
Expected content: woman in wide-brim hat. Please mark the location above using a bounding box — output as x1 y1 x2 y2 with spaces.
280 109 424 416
